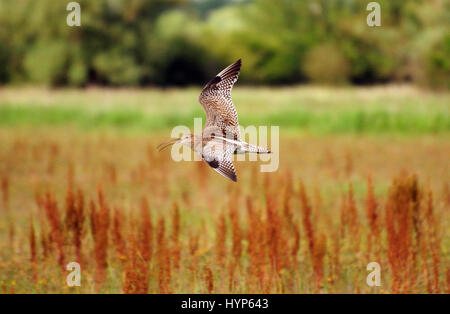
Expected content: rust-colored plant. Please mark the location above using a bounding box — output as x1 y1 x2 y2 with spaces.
1 174 9 210
171 202 180 270
90 186 110 287
365 174 379 259
29 217 38 282
65 187 85 263
229 199 242 264
41 191 65 269
204 266 214 293
216 213 227 269
123 217 149 294
157 216 171 293
139 197 153 263
385 175 420 293
298 180 325 290
112 207 127 261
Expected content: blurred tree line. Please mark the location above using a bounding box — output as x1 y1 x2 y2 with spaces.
0 0 448 88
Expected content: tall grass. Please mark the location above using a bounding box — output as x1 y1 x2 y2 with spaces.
21 170 447 293
0 123 448 293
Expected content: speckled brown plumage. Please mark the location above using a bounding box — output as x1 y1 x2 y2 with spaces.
201 138 237 182
159 59 271 182
199 59 241 140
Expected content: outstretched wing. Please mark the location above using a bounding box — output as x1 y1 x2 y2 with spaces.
199 59 241 139
202 139 237 182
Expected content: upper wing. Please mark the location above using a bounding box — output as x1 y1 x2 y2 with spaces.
198 59 241 139
202 139 237 182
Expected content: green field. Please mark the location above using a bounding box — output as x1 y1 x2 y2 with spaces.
0 86 449 134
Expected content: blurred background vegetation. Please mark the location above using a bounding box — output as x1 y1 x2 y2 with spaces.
0 0 448 88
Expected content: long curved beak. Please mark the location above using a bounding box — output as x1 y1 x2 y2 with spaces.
157 138 181 152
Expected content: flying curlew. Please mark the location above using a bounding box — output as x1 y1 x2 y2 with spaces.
158 59 271 182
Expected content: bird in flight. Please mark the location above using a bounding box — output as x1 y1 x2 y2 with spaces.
158 59 271 182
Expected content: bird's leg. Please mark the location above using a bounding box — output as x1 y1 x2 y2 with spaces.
239 142 271 154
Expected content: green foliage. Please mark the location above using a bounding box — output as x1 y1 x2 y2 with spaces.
24 40 69 85
93 51 142 85
0 42 9 83
0 0 448 88
68 59 88 87
422 33 450 90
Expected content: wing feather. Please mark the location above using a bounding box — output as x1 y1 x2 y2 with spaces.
202 139 237 182
198 59 241 139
